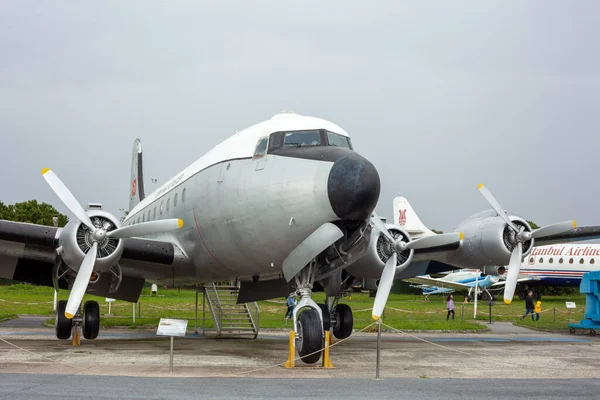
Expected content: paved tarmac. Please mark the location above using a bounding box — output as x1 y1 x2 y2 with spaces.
0 315 46 328
1 373 599 399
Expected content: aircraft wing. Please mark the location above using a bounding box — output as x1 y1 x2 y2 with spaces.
402 275 473 292
490 276 538 287
0 220 189 302
532 226 600 246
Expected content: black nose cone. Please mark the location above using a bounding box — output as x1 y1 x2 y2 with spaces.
327 152 380 220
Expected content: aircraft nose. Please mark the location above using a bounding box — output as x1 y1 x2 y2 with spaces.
327 151 380 220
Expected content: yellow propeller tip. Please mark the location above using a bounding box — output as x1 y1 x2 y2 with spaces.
41 168 50 175
459 232 464 241
372 315 380 321
64 312 74 319
477 183 484 190
177 219 184 228
503 299 512 305
573 220 577 229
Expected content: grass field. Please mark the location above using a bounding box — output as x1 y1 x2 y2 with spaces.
0 283 587 332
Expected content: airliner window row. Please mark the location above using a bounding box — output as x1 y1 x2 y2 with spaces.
129 187 186 226
529 256 595 265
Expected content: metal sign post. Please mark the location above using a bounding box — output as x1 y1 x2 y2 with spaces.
487 300 495 324
157 318 188 374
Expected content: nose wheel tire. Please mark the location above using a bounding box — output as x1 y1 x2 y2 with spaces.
296 309 324 364
333 304 353 339
83 300 100 340
55 300 72 340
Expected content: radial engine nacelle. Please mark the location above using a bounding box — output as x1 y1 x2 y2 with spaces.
57 210 124 275
444 210 534 268
344 223 414 279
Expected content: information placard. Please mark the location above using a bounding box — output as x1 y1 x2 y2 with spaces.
157 318 188 337
565 302 577 309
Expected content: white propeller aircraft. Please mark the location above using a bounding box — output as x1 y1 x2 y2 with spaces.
1 111 598 364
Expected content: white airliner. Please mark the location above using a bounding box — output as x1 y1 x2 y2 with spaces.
1 111 597 365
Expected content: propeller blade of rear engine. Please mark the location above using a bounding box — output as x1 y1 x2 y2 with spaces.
65 242 98 319
107 219 184 239
372 252 397 320
531 221 576 239
371 212 395 242
503 242 522 305
478 184 518 232
42 168 95 231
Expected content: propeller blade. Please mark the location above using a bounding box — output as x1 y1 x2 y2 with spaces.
478 184 518 232
107 219 184 239
42 168 95 231
406 232 464 250
65 242 97 318
372 252 397 320
503 242 522 305
531 221 576 239
371 212 395 242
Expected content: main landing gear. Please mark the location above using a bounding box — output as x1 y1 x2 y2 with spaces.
292 263 354 364
55 300 100 340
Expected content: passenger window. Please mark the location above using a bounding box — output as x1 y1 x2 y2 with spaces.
167 198 171 212
142 213 145 223
539 258 544 263
253 137 268 159
549 258 553 264
580 258 584 264
529 257 534 264
148 209 151 221
174 193 178 208
160 202 164 215
182 188 186 203
153 207 157 219
569 258 574 264
559 258 563 264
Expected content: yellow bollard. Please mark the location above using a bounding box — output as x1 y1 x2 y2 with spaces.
71 326 81 346
284 331 295 368
321 331 334 368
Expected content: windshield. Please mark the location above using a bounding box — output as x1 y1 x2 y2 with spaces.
327 131 352 149
283 130 322 147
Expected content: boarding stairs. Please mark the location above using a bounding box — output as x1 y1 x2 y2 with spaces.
204 281 260 338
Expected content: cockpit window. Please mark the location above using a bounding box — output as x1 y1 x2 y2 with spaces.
327 131 352 149
253 137 268 159
283 130 321 147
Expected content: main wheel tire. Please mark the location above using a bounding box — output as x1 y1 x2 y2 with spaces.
318 304 331 331
333 304 353 339
55 300 72 340
518 291 526 300
296 309 323 364
83 301 100 340
533 291 542 301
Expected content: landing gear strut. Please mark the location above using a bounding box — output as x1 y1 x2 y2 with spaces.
55 300 100 340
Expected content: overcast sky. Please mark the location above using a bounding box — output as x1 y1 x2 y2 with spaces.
1 1 599 232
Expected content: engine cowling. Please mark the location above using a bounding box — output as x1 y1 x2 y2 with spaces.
481 265 507 276
345 224 413 279
58 210 124 274
446 210 533 268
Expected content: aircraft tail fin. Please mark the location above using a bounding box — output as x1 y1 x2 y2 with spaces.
393 196 434 238
129 138 145 211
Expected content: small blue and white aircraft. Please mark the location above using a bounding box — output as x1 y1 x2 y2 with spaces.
403 269 501 300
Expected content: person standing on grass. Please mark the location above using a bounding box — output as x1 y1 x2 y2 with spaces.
446 294 455 320
284 295 296 319
534 300 542 321
521 291 535 321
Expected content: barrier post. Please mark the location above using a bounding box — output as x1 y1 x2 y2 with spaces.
461 304 465 321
